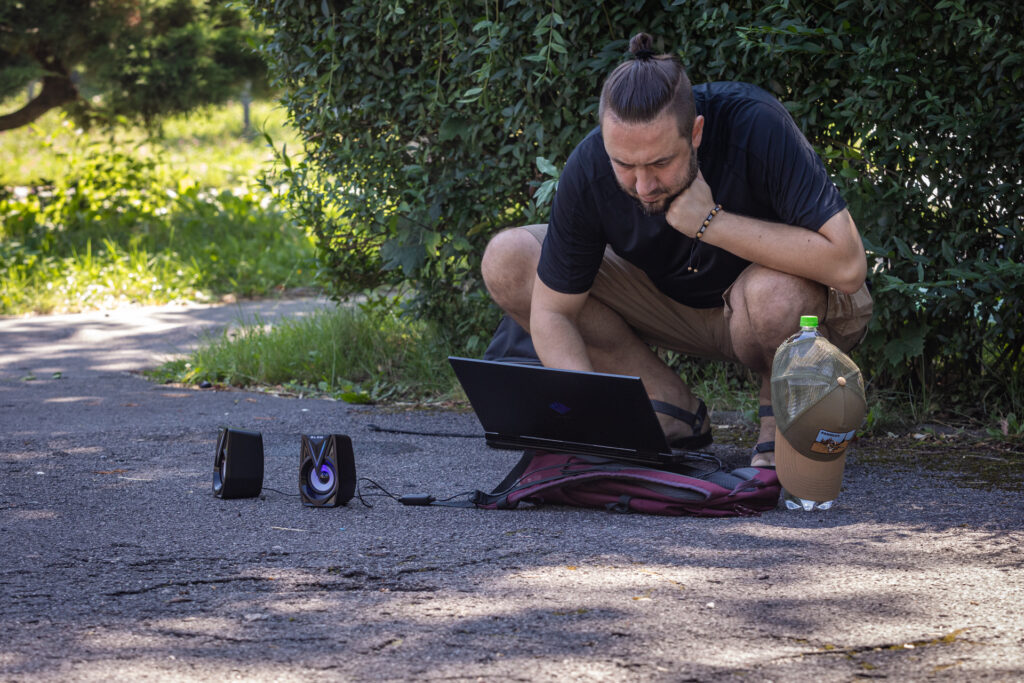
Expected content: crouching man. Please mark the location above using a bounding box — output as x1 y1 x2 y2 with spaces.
481 33 872 466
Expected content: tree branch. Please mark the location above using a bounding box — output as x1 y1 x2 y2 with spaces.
0 63 78 132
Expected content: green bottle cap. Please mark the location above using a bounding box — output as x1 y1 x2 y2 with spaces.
800 315 819 327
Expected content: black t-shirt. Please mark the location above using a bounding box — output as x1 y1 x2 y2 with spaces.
537 81 847 308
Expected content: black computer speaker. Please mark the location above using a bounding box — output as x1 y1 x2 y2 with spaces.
212 428 264 499
299 434 356 507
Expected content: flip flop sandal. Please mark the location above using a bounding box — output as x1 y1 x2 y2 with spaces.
651 398 713 449
750 404 775 468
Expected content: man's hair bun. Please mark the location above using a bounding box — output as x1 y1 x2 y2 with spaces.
629 32 656 60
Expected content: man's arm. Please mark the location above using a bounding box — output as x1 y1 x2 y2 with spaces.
665 173 867 294
529 275 594 371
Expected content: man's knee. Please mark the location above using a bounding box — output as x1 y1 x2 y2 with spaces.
730 266 826 338
481 226 542 314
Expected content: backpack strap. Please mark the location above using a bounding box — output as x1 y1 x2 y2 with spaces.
470 450 586 508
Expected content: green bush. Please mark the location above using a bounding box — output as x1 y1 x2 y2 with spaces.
250 0 1023 415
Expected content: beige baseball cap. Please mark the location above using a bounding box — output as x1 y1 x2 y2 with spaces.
770 330 866 502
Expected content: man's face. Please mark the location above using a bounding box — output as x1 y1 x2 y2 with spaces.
602 110 704 215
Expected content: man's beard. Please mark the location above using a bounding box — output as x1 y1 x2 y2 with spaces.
625 149 699 216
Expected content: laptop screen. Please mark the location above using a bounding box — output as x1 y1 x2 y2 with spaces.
449 357 674 462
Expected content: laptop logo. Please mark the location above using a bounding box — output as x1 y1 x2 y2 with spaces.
549 401 571 415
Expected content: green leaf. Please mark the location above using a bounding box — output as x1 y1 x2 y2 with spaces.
340 390 374 404
380 239 425 274
883 327 927 366
439 116 470 142
536 156 559 176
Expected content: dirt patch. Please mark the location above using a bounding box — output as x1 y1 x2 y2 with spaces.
855 431 1024 492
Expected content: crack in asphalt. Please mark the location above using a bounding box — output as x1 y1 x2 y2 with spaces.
151 628 260 644
104 575 271 596
778 627 977 661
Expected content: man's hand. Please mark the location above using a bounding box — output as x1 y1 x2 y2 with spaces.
665 171 717 238
662 176 868 294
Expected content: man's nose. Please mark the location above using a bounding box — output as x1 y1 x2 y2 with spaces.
635 170 659 197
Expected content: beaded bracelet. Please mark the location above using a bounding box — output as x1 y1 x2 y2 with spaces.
695 204 722 240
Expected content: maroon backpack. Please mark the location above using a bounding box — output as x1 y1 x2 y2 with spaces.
472 450 780 517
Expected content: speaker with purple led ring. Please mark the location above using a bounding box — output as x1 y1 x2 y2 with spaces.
299 434 356 507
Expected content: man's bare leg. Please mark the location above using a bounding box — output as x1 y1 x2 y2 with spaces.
726 264 828 466
481 227 708 442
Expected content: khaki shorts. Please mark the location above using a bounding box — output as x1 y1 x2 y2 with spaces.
523 224 873 362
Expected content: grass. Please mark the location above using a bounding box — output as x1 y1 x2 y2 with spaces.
0 99 296 188
146 305 466 406
0 99 316 315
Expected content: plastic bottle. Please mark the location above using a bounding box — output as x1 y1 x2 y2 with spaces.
780 315 836 511
792 315 820 341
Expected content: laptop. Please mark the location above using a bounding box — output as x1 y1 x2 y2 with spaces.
448 356 699 467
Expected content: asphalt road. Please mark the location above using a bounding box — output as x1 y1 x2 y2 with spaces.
1 300 1022 681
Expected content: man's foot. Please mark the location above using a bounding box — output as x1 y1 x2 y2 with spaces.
750 404 775 467
652 398 713 449
750 441 775 468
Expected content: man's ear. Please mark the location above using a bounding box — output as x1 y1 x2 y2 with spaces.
691 115 705 150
